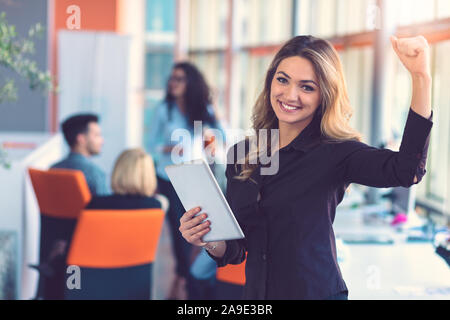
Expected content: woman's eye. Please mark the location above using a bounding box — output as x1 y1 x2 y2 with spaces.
301 85 314 92
276 77 288 84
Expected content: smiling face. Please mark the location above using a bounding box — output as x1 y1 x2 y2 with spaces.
270 56 321 133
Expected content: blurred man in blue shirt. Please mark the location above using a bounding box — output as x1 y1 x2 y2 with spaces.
51 113 109 196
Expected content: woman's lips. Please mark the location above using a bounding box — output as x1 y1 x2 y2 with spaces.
278 100 303 113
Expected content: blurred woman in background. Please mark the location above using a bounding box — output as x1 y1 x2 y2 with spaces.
147 62 222 299
87 148 167 211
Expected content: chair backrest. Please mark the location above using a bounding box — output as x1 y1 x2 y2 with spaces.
28 168 91 219
216 257 246 286
67 208 165 268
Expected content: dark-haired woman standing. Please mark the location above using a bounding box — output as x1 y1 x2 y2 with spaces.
148 62 222 299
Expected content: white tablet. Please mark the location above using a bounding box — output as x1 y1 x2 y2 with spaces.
165 159 245 242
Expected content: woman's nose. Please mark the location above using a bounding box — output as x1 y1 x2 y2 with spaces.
285 84 300 102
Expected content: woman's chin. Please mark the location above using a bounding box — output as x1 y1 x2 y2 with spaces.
277 114 314 128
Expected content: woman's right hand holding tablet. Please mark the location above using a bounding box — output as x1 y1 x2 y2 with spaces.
179 207 211 246
179 207 226 257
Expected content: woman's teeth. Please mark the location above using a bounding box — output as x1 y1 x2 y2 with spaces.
280 101 301 111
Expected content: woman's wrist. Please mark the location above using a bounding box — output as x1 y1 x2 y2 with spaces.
204 242 218 251
411 72 432 84
203 241 226 258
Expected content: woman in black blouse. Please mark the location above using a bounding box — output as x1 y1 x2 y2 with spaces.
179 35 433 300
87 148 167 211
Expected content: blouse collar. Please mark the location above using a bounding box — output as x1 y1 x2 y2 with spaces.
284 112 322 153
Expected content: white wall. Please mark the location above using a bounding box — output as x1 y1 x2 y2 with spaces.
0 133 64 299
58 31 132 180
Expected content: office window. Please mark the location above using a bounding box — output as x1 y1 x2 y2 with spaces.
189 52 227 120
437 0 450 19
339 47 374 143
146 0 176 32
314 0 337 38
145 52 173 90
143 0 176 155
144 0 176 90
189 0 229 50
420 40 450 209
243 53 273 129
387 0 436 27
230 51 250 129
295 0 313 35
384 46 412 148
297 0 375 37
235 0 293 46
296 0 447 39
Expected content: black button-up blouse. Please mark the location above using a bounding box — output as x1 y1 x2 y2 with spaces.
209 109 433 300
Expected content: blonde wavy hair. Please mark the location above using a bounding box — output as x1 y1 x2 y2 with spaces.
111 148 157 196
236 35 362 181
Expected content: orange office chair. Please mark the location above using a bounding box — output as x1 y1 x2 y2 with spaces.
215 254 246 299
28 168 91 299
64 208 165 300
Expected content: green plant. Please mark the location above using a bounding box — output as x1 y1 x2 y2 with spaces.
0 11 53 103
0 11 55 169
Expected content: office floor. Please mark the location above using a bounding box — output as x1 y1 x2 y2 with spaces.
153 218 176 300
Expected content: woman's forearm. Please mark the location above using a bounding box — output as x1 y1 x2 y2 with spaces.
410 73 432 184
410 73 432 119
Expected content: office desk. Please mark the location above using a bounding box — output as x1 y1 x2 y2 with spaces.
334 207 450 300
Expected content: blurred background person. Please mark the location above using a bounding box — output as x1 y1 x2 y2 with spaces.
41 148 166 300
32 113 109 299
51 113 109 196
86 148 168 212
147 62 222 299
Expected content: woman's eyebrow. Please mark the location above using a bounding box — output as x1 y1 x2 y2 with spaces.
300 80 319 87
277 71 291 79
276 71 318 86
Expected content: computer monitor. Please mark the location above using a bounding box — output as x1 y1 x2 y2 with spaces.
390 185 416 215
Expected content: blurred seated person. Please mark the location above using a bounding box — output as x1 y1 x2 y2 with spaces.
37 113 108 299
37 148 166 299
51 113 109 196
87 148 167 211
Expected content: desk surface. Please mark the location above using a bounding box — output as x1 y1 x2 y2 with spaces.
334 207 450 300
